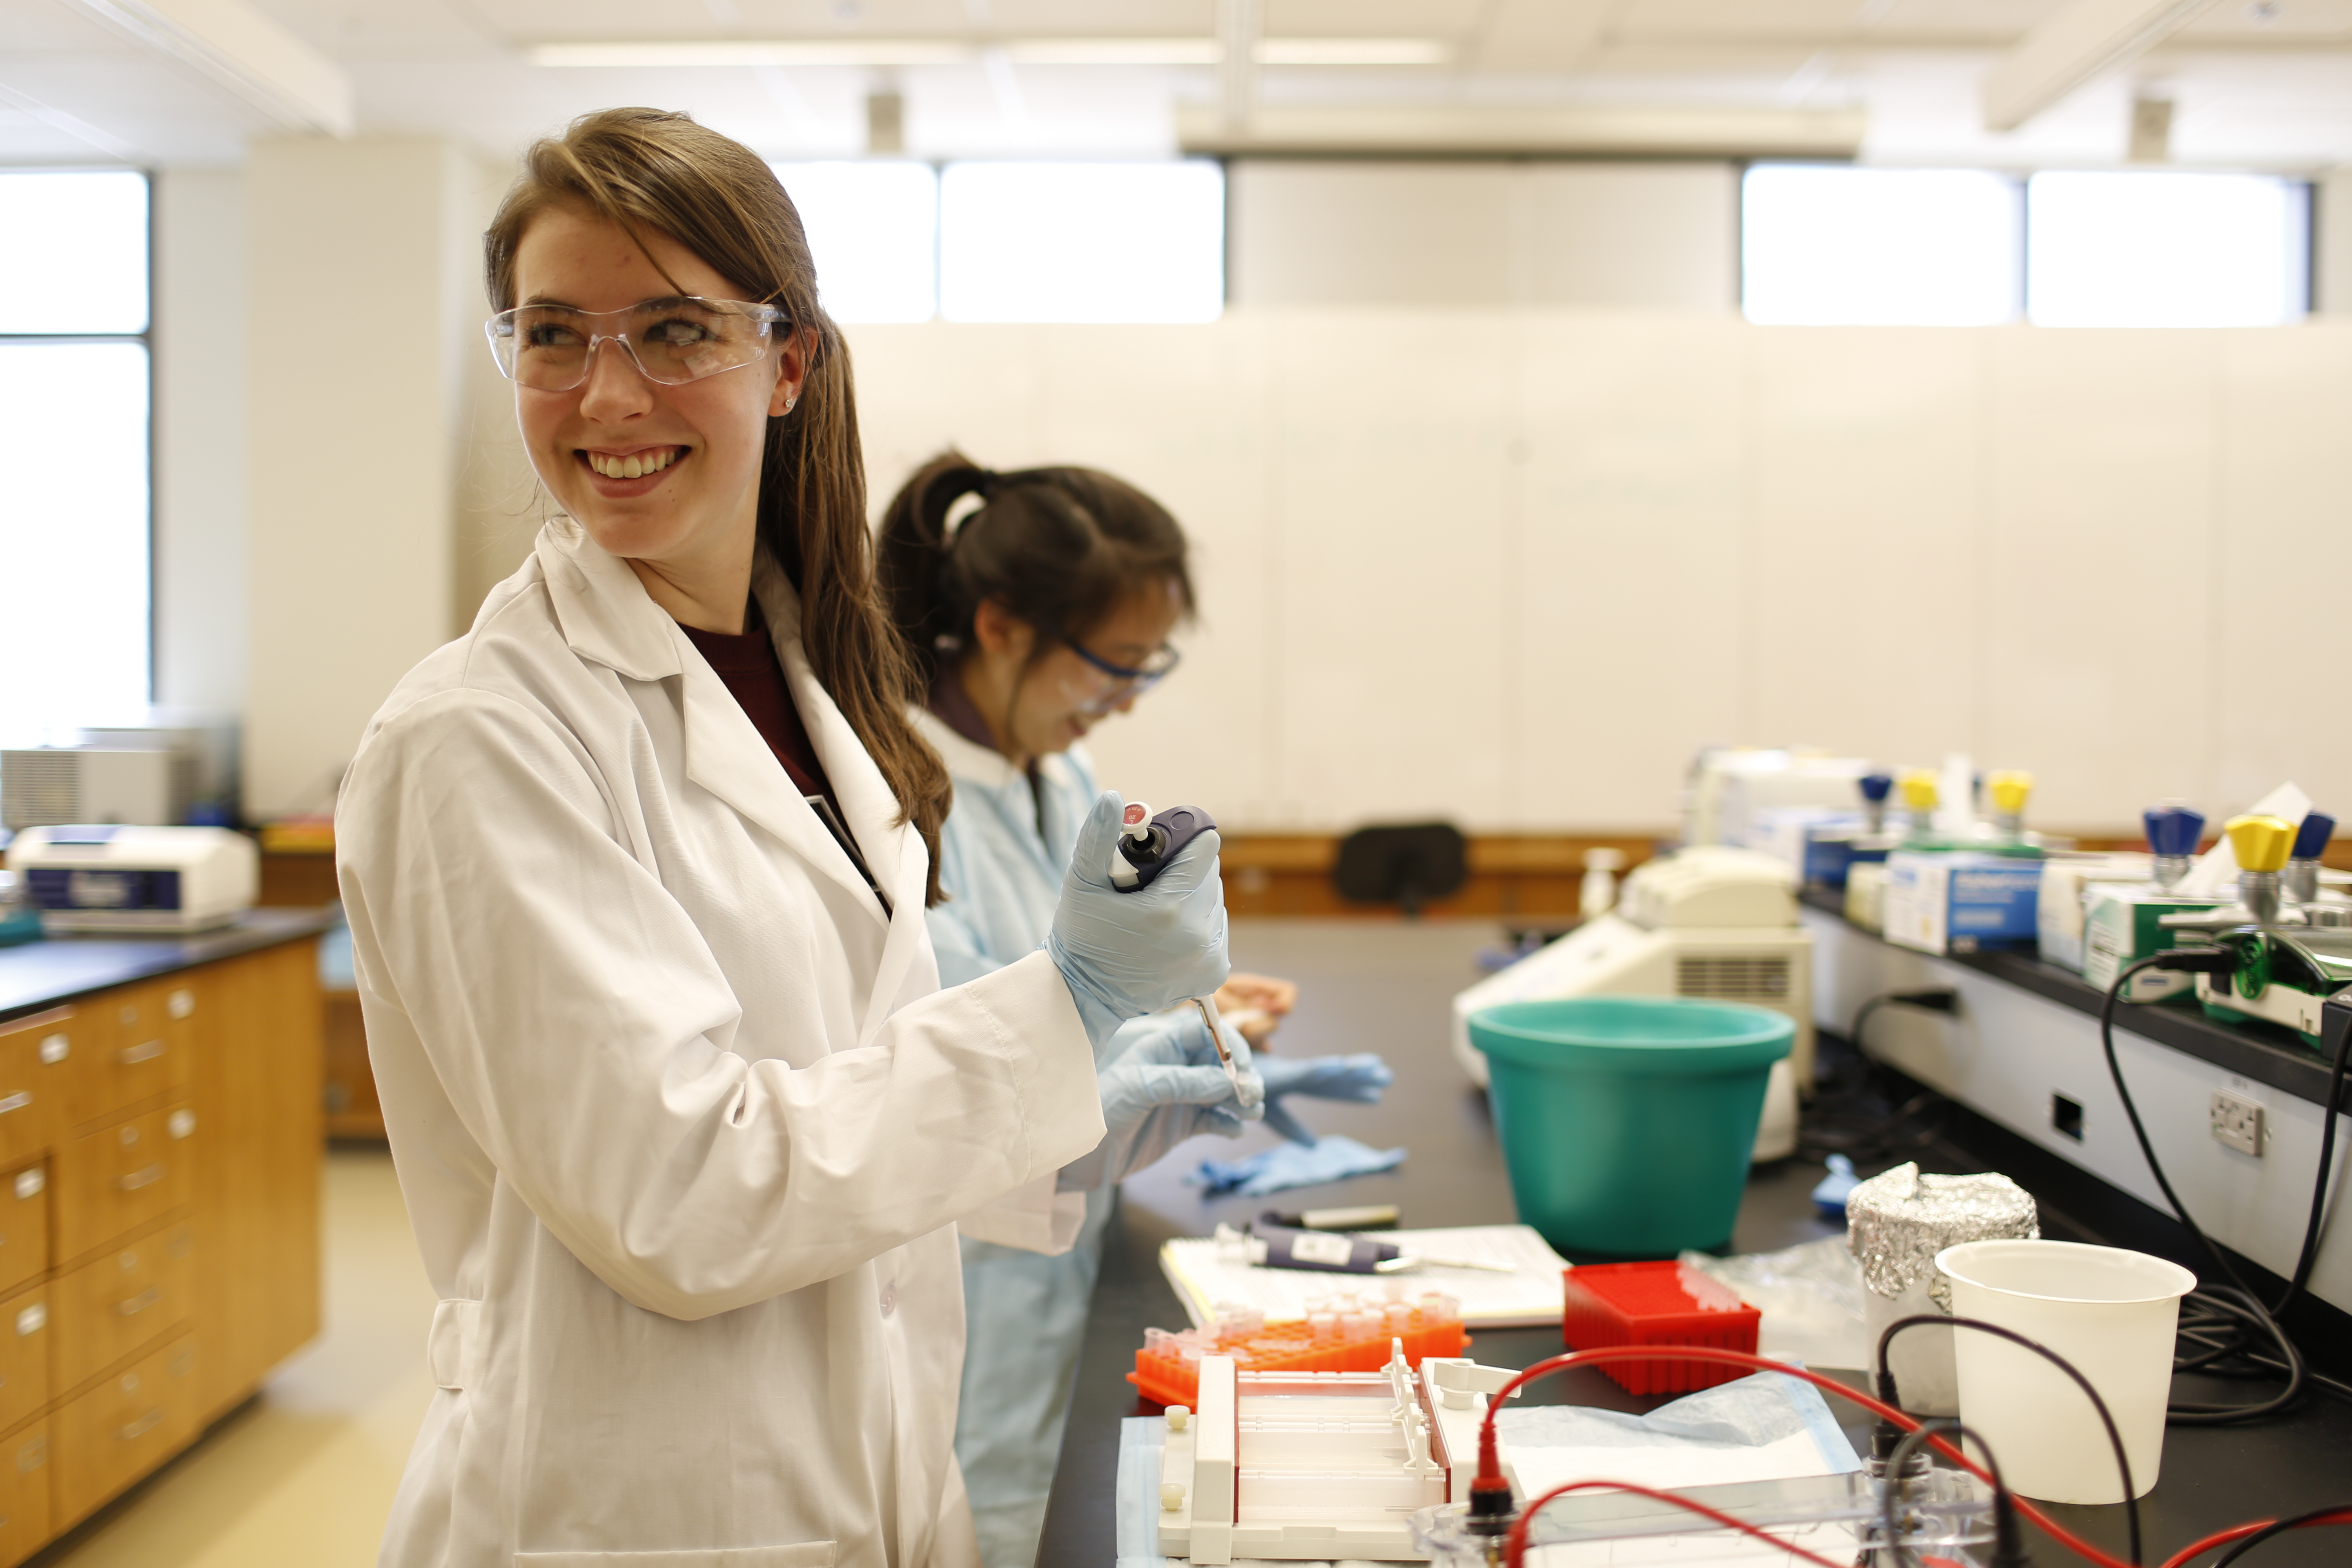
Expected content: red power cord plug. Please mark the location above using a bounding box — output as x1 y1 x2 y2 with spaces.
1468 1343 2135 1568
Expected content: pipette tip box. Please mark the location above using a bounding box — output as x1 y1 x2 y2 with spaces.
1560 1261 1761 1395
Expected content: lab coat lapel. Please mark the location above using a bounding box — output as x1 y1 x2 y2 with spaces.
752 557 931 1032
539 526 890 931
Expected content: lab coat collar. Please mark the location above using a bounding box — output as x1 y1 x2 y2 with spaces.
910 706 1080 802
536 523 911 958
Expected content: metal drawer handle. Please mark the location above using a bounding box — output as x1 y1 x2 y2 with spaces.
118 1287 163 1316
0 1094 27 1115
117 1041 165 1066
116 1165 165 1192
117 1408 163 1442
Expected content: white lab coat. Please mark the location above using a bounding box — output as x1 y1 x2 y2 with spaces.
336 520 1106 1568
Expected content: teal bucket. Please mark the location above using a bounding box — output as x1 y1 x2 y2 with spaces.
1469 997 1795 1258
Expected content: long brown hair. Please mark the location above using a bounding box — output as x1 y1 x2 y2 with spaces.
485 108 952 904
878 450 1196 686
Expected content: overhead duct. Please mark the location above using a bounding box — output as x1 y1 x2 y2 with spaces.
58 0 353 136
1982 0 2218 133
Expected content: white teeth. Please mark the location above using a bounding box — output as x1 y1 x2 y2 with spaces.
590 448 677 479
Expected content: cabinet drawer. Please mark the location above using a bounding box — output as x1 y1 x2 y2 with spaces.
0 1009 72 1163
0 1421 48 1568
0 1169 45 1302
52 1105 195 1264
64 984 195 1132
52 1334 196 1530
0 1285 45 1439
53 1221 190 1395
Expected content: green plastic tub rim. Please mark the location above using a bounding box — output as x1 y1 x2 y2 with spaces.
1469 996 1794 1075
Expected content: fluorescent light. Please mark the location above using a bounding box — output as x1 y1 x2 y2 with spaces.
530 40 969 67
1254 38 1446 66
1004 38 1216 66
529 36 1446 69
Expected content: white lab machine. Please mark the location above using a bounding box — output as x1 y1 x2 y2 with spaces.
1452 847 1815 1161
7 826 258 933
1684 748 1872 849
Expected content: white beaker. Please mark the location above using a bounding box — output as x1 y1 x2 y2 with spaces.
1936 1239 2194 1504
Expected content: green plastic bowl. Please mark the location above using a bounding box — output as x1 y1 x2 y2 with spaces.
1469 997 1795 1258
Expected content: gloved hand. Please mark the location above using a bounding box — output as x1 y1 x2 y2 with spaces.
1255 1052 1394 1146
1047 791 1230 1052
1059 1005 1263 1190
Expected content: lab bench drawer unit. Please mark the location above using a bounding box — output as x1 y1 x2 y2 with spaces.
0 937 321 1563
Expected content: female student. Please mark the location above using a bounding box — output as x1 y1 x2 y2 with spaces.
334 109 1246 1568
878 454 1390 1568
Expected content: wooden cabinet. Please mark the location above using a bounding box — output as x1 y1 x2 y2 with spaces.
0 934 320 1565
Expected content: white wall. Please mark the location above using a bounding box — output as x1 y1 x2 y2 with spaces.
152 168 248 717
1229 161 1738 310
243 140 488 819
849 313 2352 835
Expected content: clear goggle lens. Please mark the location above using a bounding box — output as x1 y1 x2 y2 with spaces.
1059 642 1181 717
485 297 788 391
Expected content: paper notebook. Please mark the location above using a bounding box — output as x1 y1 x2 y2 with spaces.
1157 1224 1571 1330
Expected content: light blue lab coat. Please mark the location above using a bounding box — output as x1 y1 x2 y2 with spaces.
915 708 1120 1568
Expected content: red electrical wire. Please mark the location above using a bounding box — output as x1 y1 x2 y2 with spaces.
2156 1511 2352 1568
1469 1343 2135 1568
1502 1478 1859 1568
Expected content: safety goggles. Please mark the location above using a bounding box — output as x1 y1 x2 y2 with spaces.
1059 634 1181 715
485 297 791 391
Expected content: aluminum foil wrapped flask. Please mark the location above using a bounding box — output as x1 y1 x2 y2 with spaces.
1846 1162 2039 1415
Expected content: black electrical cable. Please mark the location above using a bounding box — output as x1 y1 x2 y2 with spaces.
2099 955 2339 1423
1880 1419 2026 1568
2207 1503 2352 1567
1877 1313 2140 1566
1799 989 1964 1160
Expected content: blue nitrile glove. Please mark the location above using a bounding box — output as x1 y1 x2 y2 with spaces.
1060 1005 1264 1189
1046 791 1231 1052
1255 1053 1394 1146
1190 1134 1407 1198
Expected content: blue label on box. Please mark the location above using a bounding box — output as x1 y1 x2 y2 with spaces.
27 868 182 912
1948 864 2041 940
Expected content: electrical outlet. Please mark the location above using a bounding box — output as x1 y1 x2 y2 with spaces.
2210 1090 2265 1156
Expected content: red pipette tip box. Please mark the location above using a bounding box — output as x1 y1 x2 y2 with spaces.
1560 1262 1762 1396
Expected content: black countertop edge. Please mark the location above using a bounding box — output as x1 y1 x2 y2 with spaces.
1799 886 2350 1114
0 907 337 1026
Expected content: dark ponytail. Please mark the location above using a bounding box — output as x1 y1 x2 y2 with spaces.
878 450 1196 684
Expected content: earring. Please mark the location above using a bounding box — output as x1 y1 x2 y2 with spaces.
784 394 798 412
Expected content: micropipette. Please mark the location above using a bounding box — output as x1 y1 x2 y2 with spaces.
1109 800 1251 1107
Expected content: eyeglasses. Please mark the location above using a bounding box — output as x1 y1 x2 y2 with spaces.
1059 633 1181 715
485 296 790 391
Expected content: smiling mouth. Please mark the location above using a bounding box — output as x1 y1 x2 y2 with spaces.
583 446 684 479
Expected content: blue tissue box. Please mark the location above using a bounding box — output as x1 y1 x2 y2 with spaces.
1882 851 2043 956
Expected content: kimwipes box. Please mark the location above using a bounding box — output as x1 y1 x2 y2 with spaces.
1883 851 2044 956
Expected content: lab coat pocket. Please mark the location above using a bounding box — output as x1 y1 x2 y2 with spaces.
513 1546 837 1568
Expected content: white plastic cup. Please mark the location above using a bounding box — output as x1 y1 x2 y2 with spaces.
1936 1239 2195 1504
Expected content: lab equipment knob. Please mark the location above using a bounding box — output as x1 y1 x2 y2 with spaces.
1899 771 1939 812
2226 815 2295 875
1858 772 1893 804
2143 806 2205 859
1987 771 2032 817
2291 812 2336 862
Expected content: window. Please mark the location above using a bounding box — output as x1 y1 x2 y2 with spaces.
0 170 151 727
940 162 1224 324
2026 172 2308 328
1742 165 2021 327
771 161 940 324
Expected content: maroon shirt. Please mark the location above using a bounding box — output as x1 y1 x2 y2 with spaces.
677 610 842 831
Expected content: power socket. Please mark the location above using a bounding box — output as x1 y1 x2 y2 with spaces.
2210 1090 2265 1156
